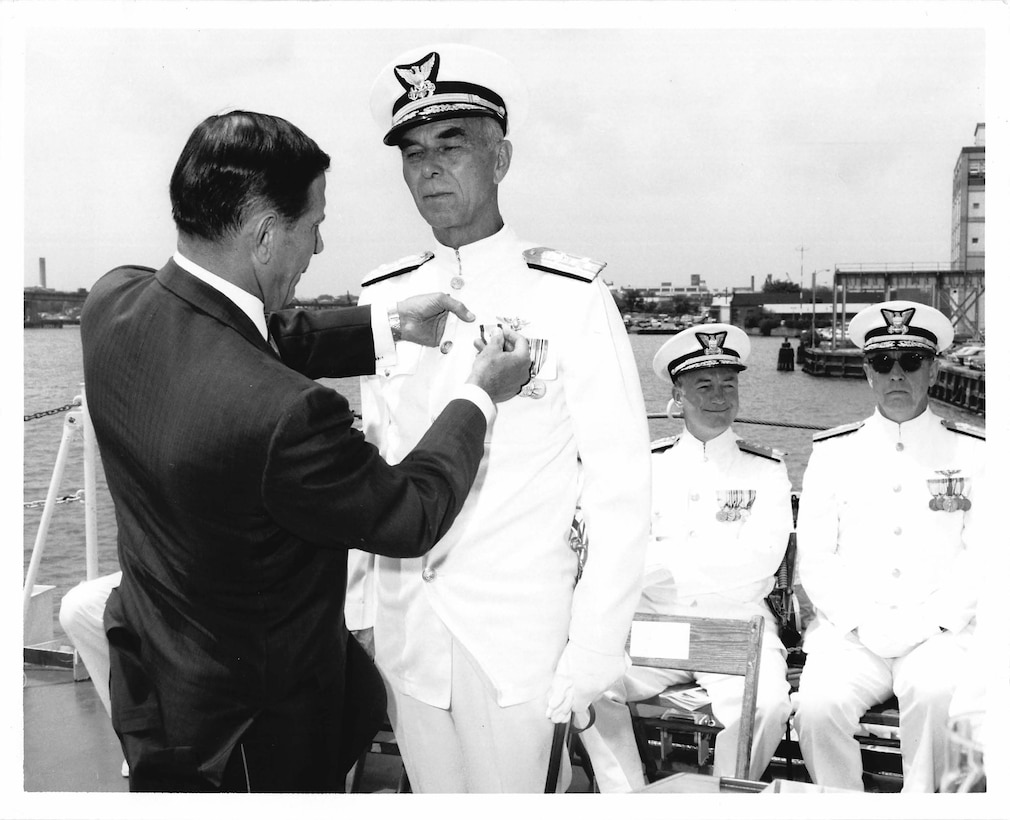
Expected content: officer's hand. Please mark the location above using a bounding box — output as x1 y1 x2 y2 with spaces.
466 327 531 403
396 293 475 346
545 644 627 724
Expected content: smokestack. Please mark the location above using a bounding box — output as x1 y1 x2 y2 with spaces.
750 275 754 292
39 257 47 289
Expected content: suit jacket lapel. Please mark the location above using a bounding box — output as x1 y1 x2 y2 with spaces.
155 259 273 355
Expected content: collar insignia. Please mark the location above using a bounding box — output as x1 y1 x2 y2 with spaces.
395 52 439 101
881 307 914 335
696 330 727 355
497 316 530 333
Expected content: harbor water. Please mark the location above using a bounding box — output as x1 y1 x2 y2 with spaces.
24 327 984 641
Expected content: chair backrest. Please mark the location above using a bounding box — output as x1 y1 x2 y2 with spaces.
626 613 764 780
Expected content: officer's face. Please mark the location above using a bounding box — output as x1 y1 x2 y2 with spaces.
863 350 939 423
398 117 511 247
673 367 740 442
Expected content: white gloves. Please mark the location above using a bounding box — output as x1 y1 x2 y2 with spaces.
545 642 629 724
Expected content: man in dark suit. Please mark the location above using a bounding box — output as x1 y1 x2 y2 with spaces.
80 110 531 792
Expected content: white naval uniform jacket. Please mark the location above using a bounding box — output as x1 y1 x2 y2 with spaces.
796 407 984 651
355 226 651 708
639 428 794 651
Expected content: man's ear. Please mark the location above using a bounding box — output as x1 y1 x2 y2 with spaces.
928 356 941 388
861 361 873 386
493 139 513 184
251 213 277 265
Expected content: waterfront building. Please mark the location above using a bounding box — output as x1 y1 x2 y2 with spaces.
951 123 985 274
709 291 878 331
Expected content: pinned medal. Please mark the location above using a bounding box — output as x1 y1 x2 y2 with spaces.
521 379 546 399
716 490 756 522
497 315 530 333
520 338 550 399
927 470 971 512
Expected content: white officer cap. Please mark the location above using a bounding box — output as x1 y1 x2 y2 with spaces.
370 43 528 146
847 300 954 353
652 323 751 383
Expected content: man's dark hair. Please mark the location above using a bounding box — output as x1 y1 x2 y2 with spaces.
170 110 331 242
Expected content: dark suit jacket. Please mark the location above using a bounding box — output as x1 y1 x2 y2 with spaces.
82 259 487 790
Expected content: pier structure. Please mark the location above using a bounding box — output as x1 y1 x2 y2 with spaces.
826 264 984 345
24 288 88 327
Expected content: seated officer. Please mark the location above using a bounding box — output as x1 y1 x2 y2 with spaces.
793 300 984 792
578 324 794 789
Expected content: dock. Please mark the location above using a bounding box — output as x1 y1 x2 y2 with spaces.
24 318 66 329
930 361 985 414
800 347 864 378
801 348 984 415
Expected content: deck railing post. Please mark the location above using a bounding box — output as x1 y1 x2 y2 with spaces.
22 410 81 630
80 384 99 581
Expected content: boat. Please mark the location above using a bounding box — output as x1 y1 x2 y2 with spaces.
22 391 985 795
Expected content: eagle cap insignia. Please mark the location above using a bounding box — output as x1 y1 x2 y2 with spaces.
697 330 727 355
881 306 914 335
394 52 439 101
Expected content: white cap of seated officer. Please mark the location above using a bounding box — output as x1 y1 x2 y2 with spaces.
847 300 954 354
652 323 751 384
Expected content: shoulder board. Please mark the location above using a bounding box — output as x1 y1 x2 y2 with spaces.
941 419 986 441
360 252 434 288
812 420 865 443
651 435 681 454
523 247 606 282
736 440 785 462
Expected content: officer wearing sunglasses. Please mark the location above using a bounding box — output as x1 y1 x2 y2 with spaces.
792 300 985 793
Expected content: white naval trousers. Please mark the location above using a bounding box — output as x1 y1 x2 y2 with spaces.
793 627 968 792
58 571 121 716
381 634 570 793
578 646 791 791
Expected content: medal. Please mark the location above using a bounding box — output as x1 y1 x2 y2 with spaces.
521 379 546 399
927 470 971 512
716 490 756 522
519 337 549 399
450 276 465 290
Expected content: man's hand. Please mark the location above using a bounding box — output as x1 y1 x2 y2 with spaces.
466 326 531 403
545 644 629 725
396 293 475 347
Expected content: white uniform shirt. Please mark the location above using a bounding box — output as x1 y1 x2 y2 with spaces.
639 428 794 648
797 407 984 643
357 225 651 708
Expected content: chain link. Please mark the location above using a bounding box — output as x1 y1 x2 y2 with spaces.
23 488 85 509
25 399 81 423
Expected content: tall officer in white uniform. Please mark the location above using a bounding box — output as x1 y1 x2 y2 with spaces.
793 300 985 792
351 44 651 792
578 324 794 789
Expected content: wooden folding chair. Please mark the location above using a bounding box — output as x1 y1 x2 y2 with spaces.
625 613 764 781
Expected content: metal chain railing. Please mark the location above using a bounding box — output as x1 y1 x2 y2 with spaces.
24 489 85 509
646 411 828 431
25 398 82 422
24 398 86 511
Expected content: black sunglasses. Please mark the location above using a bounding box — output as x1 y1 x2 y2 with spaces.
865 352 932 374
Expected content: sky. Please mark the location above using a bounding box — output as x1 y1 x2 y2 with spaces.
3 1 1004 301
